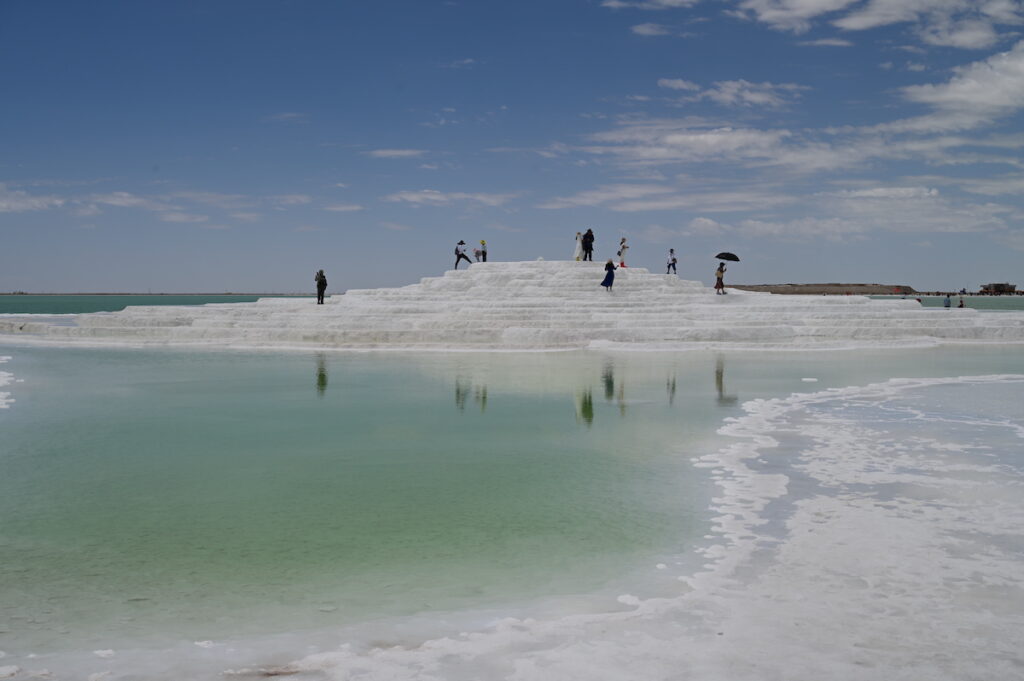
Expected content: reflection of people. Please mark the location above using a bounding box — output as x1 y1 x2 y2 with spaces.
454 240 473 269
315 354 328 397
314 269 327 304
602 362 615 402
455 377 469 410
666 374 676 405
582 229 595 261
715 356 738 405
715 263 727 295
575 388 594 426
601 259 617 291
667 249 677 275
573 232 583 261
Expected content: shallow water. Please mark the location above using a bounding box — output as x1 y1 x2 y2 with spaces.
1 346 1022 679
0 294 313 315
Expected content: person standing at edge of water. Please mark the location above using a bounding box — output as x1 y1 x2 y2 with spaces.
715 262 727 295
479 240 487 262
314 269 327 304
454 240 473 270
601 258 617 291
618 238 629 267
582 229 595 261
944 293 952 308
573 232 583 261
667 248 677 275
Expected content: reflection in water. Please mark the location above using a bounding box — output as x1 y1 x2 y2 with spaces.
455 377 488 412
575 389 594 427
714 355 738 406
602 362 615 402
666 375 676 406
315 354 328 397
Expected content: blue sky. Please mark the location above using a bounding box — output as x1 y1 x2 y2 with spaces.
2 0 1023 293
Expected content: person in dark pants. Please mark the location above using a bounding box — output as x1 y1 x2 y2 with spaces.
667 249 677 274
715 262 727 294
582 229 595 261
479 240 488 262
601 259 617 291
454 240 473 269
315 269 327 304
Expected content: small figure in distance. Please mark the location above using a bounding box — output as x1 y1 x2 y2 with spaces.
314 269 327 305
601 258 617 292
958 297 965 308
454 240 473 270
573 232 583 261
667 248 677 275
617 237 629 267
473 245 483 262
944 293 952 308
582 229 595 261
479 239 487 262
715 262 727 295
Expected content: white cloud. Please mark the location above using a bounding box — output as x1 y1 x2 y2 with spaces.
159 212 209 223
537 183 675 209
270 194 313 206
733 0 861 33
383 189 517 207
633 23 672 35
366 149 428 158
658 78 701 91
230 212 262 222
88 191 171 211
696 80 809 107
264 112 308 123
442 58 477 69
0 183 65 212
323 203 365 212
602 0 699 8
798 37 854 46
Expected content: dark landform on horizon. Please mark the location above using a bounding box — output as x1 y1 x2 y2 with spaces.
731 284 916 295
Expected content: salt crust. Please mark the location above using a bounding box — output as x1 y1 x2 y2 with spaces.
1 262 1023 350
226 374 1024 681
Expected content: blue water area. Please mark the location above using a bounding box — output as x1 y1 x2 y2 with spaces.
870 295 1024 311
0 294 315 315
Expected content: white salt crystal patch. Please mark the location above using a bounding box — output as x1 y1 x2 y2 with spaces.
656 563 667 570
616 594 640 606
92 650 114 658
801 377 818 382
0 667 19 679
194 640 215 648
86 673 111 681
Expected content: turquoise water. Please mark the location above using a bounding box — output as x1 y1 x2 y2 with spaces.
870 294 1024 310
2 345 1023 677
0 294 314 315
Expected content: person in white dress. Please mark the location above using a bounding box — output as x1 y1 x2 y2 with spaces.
617 237 629 267
573 232 583 261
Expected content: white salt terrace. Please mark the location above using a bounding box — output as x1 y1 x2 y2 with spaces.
3 260 1024 350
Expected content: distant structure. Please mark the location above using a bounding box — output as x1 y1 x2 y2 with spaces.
730 283 916 295
981 283 1017 294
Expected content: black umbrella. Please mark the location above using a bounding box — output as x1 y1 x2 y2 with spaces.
715 252 740 262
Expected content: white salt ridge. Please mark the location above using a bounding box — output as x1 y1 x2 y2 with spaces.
2 261 1023 350
0 356 14 408
257 374 1023 681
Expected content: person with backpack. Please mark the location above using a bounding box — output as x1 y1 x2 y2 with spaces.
314 269 327 304
667 248 677 274
454 240 473 269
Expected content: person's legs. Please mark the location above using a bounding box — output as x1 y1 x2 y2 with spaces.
482 251 487 262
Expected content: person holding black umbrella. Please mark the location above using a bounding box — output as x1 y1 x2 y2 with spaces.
715 262 727 294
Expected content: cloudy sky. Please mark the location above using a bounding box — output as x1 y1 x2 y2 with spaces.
2 0 1023 292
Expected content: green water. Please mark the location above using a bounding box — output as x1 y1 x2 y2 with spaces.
3 345 1024 659
870 295 1024 311
0 294 314 315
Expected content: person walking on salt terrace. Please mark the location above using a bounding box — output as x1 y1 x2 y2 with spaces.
582 229 595 261
667 248 677 274
479 240 487 262
573 232 583 261
617 237 629 267
454 240 473 269
314 269 327 305
601 258 617 291
714 262 727 294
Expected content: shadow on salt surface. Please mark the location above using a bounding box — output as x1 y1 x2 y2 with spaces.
270 375 1024 681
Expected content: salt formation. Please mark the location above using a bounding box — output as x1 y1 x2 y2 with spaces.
2 261 1024 350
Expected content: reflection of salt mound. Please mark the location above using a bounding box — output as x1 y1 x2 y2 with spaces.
2 261 1024 350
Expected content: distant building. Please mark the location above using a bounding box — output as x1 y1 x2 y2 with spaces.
981 283 1016 293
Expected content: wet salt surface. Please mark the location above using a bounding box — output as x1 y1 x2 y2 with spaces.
1 350 1023 679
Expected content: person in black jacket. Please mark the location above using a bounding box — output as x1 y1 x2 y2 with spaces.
581 229 595 261
314 269 327 304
